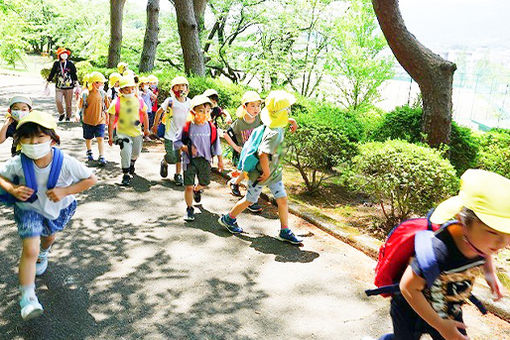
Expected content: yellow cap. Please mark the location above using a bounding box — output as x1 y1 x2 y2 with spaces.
139 76 149 84
203 89 218 97
147 75 158 83
122 70 135 77
430 169 510 234
17 110 57 130
190 95 212 110
117 62 129 73
8 96 33 109
119 76 136 89
108 72 122 88
241 91 261 104
260 90 295 128
171 76 189 88
88 71 106 84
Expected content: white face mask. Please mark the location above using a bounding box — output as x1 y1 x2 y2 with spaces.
122 92 134 98
10 110 29 121
114 86 120 92
21 141 52 160
60 53 68 60
143 85 149 91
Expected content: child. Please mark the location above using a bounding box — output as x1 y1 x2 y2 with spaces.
117 62 129 75
218 90 302 245
174 95 223 221
106 72 122 104
0 111 96 320
107 76 149 186
152 76 191 186
203 89 232 128
378 169 510 340
148 75 159 114
0 96 33 157
79 71 108 165
139 76 157 129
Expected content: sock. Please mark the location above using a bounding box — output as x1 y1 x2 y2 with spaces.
122 168 130 174
130 160 136 167
86 149 92 155
228 213 236 220
281 225 289 230
19 284 36 298
39 245 51 258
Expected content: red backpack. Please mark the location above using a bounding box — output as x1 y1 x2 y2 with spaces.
181 120 217 147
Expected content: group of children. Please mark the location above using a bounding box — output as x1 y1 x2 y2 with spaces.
1 62 510 340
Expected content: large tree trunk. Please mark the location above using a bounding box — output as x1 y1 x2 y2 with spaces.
139 0 160 72
174 0 205 76
193 0 207 31
107 0 127 68
372 0 457 147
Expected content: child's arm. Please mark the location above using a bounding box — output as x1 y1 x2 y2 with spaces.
223 133 242 153
484 255 504 300
288 117 298 133
46 174 97 203
0 175 34 201
142 110 150 136
223 109 232 124
108 114 115 146
0 118 13 144
400 266 468 340
152 107 165 133
257 153 271 183
217 155 224 173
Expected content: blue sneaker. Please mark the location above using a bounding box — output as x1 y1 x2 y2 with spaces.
98 156 107 166
218 214 243 234
247 202 263 213
86 150 93 161
277 228 302 245
184 207 195 222
20 293 43 321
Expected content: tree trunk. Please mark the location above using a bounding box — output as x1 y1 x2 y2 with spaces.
139 0 160 73
108 0 127 68
372 0 457 147
174 0 205 76
192 0 207 31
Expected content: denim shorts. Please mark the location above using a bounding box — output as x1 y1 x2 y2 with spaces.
83 123 105 139
246 180 286 203
14 200 77 239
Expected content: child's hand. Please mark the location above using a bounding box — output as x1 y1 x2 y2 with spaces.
437 319 469 340
234 145 242 153
485 270 505 300
144 129 150 137
46 187 68 202
218 158 224 173
9 185 34 201
257 171 270 183
181 145 188 153
108 137 113 146
288 118 298 133
191 145 198 157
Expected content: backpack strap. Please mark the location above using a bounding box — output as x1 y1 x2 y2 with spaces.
415 230 440 288
47 148 64 189
209 121 217 145
20 153 38 202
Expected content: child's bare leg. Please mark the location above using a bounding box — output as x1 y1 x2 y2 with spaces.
19 237 40 286
185 185 193 207
275 196 289 229
234 171 245 185
229 197 252 218
40 234 56 251
97 137 104 156
194 184 207 192
85 139 92 151
176 161 182 174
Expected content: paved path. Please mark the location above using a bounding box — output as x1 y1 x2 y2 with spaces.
0 74 509 340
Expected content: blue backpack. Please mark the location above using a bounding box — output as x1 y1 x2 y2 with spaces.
237 125 266 173
0 147 64 205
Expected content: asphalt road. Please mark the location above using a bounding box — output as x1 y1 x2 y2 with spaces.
0 73 509 340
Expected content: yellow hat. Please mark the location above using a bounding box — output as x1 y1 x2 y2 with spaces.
8 96 33 109
88 71 106 84
119 76 136 89
190 95 212 110
122 70 135 77
139 76 149 84
260 90 295 128
17 110 57 130
108 72 122 88
171 76 189 88
430 169 510 234
203 89 218 98
147 75 158 83
241 91 261 104
117 62 129 74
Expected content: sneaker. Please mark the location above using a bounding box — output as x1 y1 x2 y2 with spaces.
20 294 43 321
35 254 48 276
218 214 243 234
58 114 65 122
247 202 263 213
160 161 168 178
98 156 107 166
193 189 203 203
120 174 130 186
277 228 303 245
174 173 183 186
129 164 135 175
184 207 195 221
65 116 70 122
86 150 93 161
229 182 242 197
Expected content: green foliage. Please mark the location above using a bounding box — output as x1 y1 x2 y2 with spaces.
286 122 358 193
449 122 479 175
0 3 28 67
350 140 459 229
476 131 510 178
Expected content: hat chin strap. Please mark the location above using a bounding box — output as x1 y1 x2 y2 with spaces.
462 225 488 257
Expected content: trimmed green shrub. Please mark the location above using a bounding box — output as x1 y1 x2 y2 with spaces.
449 122 479 175
476 131 510 178
350 140 458 229
285 122 358 193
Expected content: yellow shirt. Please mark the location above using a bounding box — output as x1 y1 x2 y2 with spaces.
108 96 147 137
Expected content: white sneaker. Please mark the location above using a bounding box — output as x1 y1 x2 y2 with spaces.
36 250 49 276
20 294 43 320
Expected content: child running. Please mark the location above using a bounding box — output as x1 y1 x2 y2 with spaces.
218 90 302 244
174 95 223 221
79 71 108 165
107 76 149 186
0 96 33 157
139 76 157 129
378 169 510 340
0 111 96 320
152 76 191 186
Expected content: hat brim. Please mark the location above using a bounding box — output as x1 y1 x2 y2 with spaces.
429 196 463 224
474 211 510 234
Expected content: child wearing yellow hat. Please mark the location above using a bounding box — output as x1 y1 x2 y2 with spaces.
0 96 33 157
148 75 160 115
203 88 232 128
152 76 191 186
173 95 223 221
378 169 510 340
106 72 122 105
79 71 108 165
107 76 150 186
139 76 157 130
0 111 96 320
219 90 302 244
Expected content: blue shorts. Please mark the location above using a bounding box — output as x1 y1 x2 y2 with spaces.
245 180 286 203
14 200 77 239
83 123 105 139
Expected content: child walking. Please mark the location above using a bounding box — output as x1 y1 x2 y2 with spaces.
139 76 157 129
106 72 122 105
107 76 149 186
218 90 302 244
377 169 510 340
174 95 223 221
152 76 191 186
0 96 33 157
79 71 108 165
203 88 232 128
0 111 96 320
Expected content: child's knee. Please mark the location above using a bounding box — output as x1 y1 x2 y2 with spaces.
21 238 40 259
185 185 193 192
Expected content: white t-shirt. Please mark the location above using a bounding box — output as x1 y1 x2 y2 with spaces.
0 151 93 220
161 97 191 141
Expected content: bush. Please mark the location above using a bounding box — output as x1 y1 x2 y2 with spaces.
349 140 458 229
285 122 358 193
449 122 479 175
476 131 510 178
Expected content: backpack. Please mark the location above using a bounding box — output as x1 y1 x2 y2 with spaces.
181 121 218 157
113 96 146 128
365 209 487 314
237 125 266 173
81 90 107 123
0 147 64 205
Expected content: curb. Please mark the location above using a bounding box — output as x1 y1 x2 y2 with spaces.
213 168 510 322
